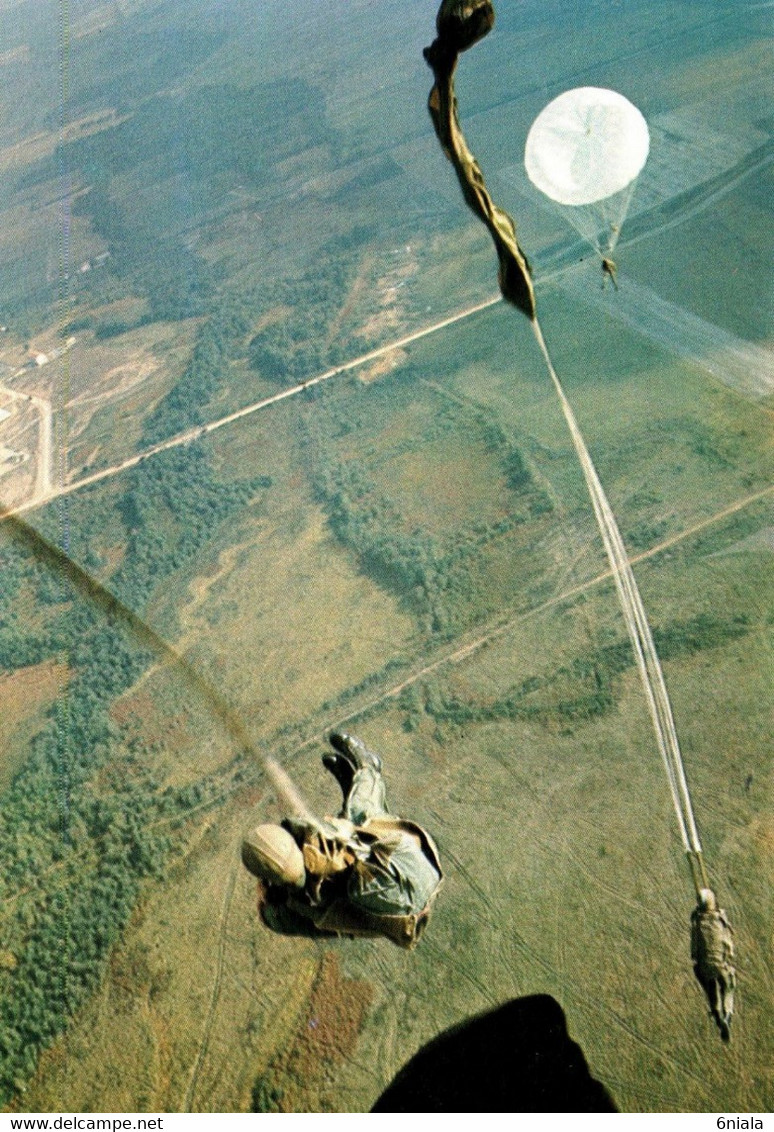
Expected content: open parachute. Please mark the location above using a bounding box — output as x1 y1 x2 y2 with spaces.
524 87 649 259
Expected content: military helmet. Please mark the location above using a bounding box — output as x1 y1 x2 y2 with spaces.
241 823 306 888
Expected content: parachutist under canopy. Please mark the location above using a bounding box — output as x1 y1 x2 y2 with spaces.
691 888 736 1041
524 88 649 264
242 732 443 949
601 257 618 290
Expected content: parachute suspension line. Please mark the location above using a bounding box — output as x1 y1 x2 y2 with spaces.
598 197 617 256
557 185 636 263
600 180 637 257
530 317 707 891
558 204 601 257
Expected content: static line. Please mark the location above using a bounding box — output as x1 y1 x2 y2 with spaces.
530 317 706 880
0 512 319 827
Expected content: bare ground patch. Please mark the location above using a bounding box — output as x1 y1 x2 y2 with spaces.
0 660 69 788
255 952 374 1112
0 109 128 174
358 346 408 384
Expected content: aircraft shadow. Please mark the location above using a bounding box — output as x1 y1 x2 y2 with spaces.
371 993 617 1113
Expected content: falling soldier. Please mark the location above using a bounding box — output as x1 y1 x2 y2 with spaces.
690 888 736 1041
601 257 619 290
242 732 443 949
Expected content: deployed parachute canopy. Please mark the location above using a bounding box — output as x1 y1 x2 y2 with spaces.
525 87 649 258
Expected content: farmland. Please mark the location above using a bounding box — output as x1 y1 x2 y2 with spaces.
0 0 772 1115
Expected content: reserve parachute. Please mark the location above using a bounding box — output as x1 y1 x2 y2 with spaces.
524 87 650 258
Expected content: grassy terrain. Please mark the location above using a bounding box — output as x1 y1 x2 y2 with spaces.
14 536 773 1113
11 289 773 1111
0 0 771 1115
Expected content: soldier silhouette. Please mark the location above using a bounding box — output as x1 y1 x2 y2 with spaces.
691 888 736 1041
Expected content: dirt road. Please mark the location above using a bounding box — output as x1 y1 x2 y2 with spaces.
4 294 501 519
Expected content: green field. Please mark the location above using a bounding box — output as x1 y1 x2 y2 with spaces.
0 0 772 1115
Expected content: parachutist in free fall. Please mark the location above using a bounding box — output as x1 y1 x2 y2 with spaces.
242 732 443 949
691 888 736 1041
601 257 619 290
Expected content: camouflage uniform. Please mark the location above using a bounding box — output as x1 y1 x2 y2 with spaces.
257 734 443 949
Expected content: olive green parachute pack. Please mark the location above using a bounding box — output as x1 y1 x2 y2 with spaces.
423 0 536 320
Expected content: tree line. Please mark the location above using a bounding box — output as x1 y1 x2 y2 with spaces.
0 440 267 1102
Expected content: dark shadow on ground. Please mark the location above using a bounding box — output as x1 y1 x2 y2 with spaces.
372 994 617 1113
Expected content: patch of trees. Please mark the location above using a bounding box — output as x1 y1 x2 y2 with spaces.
71 184 215 326
248 319 324 385
483 420 552 512
73 184 135 271
140 247 216 324
652 612 750 660
247 248 361 385
303 397 552 637
61 315 95 334
113 441 268 613
625 517 669 551
141 294 252 445
0 442 269 1101
252 1076 285 1114
0 533 73 673
316 656 407 717
311 457 474 636
93 318 146 340
136 236 364 447
409 613 755 733
0 598 165 1102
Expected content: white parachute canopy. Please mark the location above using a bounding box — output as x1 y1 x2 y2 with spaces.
525 87 650 256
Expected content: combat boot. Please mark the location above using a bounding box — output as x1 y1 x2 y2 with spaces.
329 731 383 773
322 750 356 799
